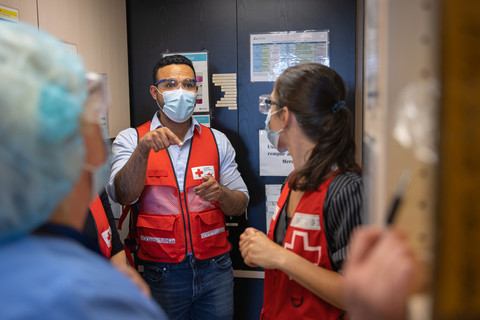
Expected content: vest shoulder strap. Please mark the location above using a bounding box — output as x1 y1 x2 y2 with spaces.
136 121 152 143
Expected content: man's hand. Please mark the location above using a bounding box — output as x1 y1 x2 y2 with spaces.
114 262 152 297
193 175 224 202
110 251 151 297
138 127 183 154
343 227 416 320
193 175 247 217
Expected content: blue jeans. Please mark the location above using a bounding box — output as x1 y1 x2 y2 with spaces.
142 253 234 320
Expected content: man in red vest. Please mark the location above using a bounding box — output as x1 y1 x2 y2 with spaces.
107 55 249 320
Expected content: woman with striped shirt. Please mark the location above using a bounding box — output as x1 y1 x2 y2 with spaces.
239 63 362 320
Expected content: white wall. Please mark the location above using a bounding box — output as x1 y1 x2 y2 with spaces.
1 0 130 138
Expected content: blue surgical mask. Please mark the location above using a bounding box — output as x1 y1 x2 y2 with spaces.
155 88 197 123
265 109 286 153
83 142 111 201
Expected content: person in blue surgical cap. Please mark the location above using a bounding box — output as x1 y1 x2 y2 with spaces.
0 22 166 319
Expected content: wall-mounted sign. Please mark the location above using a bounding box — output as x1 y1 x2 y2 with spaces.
212 73 237 110
259 130 294 176
0 5 19 23
250 30 329 82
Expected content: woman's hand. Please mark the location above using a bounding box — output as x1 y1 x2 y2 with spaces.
239 227 286 269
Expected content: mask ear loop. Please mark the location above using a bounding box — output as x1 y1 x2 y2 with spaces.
154 86 166 113
276 106 288 131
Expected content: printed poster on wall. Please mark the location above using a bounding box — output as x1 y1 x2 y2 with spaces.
0 5 19 23
265 184 282 232
250 30 329 82
193 114 210 127
259 130 294 176
163 52 210 113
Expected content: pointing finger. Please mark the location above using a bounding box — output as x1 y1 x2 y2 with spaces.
164 129 183 147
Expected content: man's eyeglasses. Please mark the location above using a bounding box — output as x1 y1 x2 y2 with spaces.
155 78 197 91
259 94 279 114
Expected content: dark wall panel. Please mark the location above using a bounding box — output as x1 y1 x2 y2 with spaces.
236 0 357 231
126 1 356 319
234 3 356 316
126 0 238 140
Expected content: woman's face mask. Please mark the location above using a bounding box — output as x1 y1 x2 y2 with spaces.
83 143 111 202
265 109 286 153
155 87 197 123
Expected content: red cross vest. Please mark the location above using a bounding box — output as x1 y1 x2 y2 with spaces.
135 121 230 263
261 175 345 320
89 195 112 259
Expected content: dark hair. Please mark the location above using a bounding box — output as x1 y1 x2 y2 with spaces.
275 63 361 191
152 54 196 84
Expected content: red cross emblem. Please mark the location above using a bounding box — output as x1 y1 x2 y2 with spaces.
195 168 203 177
192 166 214 180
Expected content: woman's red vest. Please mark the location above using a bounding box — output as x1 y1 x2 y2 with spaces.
135 121 230 263
261 176 345 320
89 195 112 259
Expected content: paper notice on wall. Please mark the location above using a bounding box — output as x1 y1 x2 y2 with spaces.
265 184 282 232
259 130 294 176
193 114 210 127
0 5 19 23
250 30 329 82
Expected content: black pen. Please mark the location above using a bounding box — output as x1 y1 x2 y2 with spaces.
386 171 412 225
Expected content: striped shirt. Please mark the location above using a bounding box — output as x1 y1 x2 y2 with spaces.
274 172 363 273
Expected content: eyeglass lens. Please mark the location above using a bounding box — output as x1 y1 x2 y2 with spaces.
259 94 278 114
156 79 197 91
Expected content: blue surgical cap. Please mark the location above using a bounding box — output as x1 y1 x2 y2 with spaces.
0 22 87 243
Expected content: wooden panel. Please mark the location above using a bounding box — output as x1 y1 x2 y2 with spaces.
36 0 130 138
362 2 439 317
363 0 438 262
384 1 438 263
434 1 480 318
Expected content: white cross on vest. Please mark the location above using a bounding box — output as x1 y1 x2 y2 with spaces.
191 165 215 180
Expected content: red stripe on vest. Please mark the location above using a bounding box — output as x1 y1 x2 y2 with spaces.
89 195 112 259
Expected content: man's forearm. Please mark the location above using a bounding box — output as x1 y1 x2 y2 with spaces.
114 148 149 205
218 188 248 216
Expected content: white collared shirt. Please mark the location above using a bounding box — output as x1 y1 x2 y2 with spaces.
107 111 249 204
